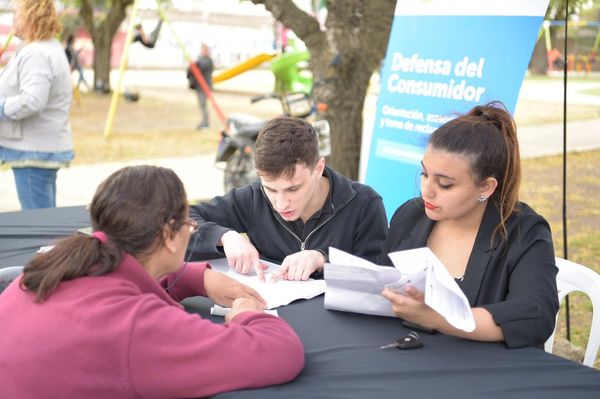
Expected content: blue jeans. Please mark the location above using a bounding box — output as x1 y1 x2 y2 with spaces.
12 167 58 210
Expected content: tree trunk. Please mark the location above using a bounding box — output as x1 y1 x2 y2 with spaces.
251 0 395 180
312 51 373 180
93 27 112 92
80 0 133 93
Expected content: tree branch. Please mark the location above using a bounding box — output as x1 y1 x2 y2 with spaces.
79 0 95 35
250 0 326 51
326 0 394 63
106 0 134 37
358 0 395 68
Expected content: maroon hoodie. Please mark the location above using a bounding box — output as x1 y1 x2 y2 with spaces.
0 254 304 398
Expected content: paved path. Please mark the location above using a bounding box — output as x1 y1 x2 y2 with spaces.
1 70 599 213
2 117 598 214
0 155 225 213
519 118 600 158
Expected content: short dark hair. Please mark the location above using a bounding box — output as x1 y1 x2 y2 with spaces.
255 116 320 179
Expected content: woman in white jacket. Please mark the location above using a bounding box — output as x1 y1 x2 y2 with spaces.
0 0 73 209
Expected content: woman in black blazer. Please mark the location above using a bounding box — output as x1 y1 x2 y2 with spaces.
380 102 559 348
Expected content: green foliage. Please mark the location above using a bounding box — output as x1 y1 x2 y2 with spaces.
546 0 591 20
60 10 84 39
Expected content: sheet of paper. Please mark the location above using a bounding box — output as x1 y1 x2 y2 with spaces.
388 248 475 332
37 245 55 253
210 305 279 317
324 248 401 317
207 258 326 309
324 247 475 332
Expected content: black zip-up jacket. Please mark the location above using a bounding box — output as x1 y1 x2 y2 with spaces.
189 166 388 265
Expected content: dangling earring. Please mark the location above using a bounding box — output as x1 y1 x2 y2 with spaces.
476 195 488 203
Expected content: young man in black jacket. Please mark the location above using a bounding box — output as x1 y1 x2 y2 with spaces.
189 116 388 281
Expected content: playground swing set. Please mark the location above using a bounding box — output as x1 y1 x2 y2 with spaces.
103 0 228 138
103 0 312 138
542 19 600 74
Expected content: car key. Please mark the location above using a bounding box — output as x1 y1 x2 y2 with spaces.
380 331 423 350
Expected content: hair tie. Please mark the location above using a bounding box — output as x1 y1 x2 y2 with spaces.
91 231 108 244
480 112 493 121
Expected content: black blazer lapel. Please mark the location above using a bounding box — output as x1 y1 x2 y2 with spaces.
462 203 501 306
398 214 435 251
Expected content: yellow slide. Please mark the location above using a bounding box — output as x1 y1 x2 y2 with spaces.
212 52 276 83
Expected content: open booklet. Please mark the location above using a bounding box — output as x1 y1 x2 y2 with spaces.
324 247 475 332
207 258 326 310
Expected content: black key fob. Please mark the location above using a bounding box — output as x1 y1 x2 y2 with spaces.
395 331 423 349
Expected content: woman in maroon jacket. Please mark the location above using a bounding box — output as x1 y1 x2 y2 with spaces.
0 165 304 398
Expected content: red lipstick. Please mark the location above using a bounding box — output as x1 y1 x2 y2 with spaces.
424 201 437 210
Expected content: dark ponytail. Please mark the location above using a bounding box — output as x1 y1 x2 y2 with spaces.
22 236 121 301
21 165 188 301
429 101 521 242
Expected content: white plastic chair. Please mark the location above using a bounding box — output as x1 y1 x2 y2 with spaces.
0 266 24 294
545 257 600 367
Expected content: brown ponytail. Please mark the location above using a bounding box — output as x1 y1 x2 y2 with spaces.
21 165 188 301
22 236 121 301
429 101 521 243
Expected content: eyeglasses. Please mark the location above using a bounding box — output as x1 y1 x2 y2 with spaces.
183 218 198 235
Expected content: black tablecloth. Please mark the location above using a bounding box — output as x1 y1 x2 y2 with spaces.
0 206 90 267
183 295 600 399
1 206 600 398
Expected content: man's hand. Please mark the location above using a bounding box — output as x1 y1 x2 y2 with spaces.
225 298 266 322
271 250 326 281
204 268 266 307
220 230 268 281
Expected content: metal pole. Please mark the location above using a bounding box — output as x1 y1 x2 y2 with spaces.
0 32 13 58
562 0 570 341
103 0 142 138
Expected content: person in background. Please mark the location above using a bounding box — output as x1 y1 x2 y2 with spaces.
132 19 163 49
64 34 89 91
190 116 388 282
187 43 214 129
0 165 304 398
0 0 74 210
379 101 559 348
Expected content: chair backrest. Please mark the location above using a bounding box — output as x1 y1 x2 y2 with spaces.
0 266 24 294
545 257 600 367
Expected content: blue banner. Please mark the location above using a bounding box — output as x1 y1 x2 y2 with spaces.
365 0 549 218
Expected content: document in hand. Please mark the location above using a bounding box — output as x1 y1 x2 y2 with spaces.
207 258 326 309
324 247 475 332
324 248 400 317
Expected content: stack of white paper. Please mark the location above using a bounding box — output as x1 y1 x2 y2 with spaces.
207 258 326 309
324 248 400 317
324 247 475 332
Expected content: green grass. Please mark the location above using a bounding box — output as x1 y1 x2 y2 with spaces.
521 150 600 368
69 92 221 165
525 74 600 83
581 87 600 96
514 100 600 126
